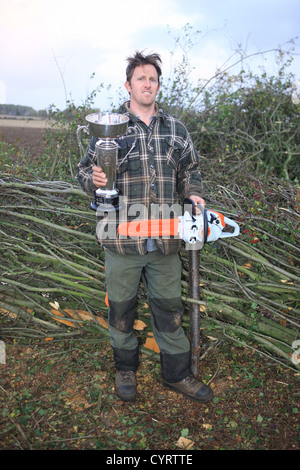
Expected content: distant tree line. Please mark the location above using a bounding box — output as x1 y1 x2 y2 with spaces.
0 103 98 121
0 104 48 118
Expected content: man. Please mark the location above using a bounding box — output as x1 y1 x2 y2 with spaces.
77 51 213 403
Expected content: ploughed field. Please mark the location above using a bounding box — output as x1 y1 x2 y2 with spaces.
0 118 48 159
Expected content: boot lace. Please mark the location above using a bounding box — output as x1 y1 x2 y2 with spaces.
120 370 135 383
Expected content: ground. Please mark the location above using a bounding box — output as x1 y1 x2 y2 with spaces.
0 120 299 451
0 118 48 160
0 337 299 451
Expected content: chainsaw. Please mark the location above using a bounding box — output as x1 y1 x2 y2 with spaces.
118 198 240 248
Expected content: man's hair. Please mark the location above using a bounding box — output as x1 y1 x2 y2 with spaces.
126 50 162 84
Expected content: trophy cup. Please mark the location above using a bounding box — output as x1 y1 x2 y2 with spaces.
77 112 136 212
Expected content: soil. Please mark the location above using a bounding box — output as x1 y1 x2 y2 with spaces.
0 122 299 452
0 119 48 160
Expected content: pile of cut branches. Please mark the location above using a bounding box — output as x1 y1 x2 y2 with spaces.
0 172 299 370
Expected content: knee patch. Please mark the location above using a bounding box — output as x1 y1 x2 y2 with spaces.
149 297 184 333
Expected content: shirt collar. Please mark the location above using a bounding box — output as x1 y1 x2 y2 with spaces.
123 101 170 127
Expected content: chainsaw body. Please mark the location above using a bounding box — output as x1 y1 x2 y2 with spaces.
118 201 240 247
177 207 239 245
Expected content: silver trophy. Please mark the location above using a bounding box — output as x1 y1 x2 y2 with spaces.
77 112 136 212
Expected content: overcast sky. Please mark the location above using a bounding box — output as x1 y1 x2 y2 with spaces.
0 0 299 111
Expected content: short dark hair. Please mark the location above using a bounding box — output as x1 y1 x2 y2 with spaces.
126 50 162 84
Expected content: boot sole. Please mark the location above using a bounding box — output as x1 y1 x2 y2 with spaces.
116 388 137 402
117 393 136 401
117 394 136 402
163 381 213 403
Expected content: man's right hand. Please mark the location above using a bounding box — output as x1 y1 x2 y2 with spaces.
92 165 107 187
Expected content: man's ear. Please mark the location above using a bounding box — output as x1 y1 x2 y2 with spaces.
125 81 131 94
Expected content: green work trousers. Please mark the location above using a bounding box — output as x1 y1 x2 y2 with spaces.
104 248 191 382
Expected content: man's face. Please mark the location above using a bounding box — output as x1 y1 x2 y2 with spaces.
125 64 160 110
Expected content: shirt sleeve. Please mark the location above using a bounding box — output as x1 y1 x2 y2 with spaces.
176 129 203 201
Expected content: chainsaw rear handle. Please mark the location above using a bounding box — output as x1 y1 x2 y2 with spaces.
183 198 208 244
184 198 240 243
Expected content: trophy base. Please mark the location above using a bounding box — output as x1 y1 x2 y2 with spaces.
90 188 122 212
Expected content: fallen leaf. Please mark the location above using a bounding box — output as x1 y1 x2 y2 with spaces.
144 332 160 353
280 318 287 327
202 423 212 430
0 308 17 319
229 420 238 428
242 262 252 269
133 319 148 330
176 436 194 450
64 387 90 410
49 301 60 309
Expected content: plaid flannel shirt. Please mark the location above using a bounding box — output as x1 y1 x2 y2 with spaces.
77 101 203 255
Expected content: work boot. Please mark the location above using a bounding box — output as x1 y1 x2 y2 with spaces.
115 370 136 402
163 375 213 403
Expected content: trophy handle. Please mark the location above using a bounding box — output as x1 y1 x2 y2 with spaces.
77 125 89 156
117 125 138 168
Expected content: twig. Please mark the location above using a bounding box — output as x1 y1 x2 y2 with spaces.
9 416 33 450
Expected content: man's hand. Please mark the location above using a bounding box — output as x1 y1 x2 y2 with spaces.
188 195 205 213
92 166 107 188
189 195 205 206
